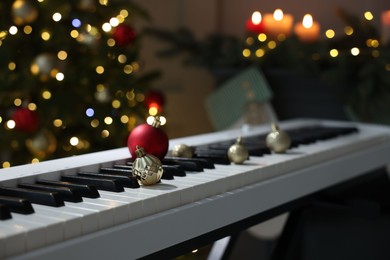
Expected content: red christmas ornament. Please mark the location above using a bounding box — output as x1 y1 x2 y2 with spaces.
112 24 136 47
145 90 165 112
12 108 39 132
127 116 168 160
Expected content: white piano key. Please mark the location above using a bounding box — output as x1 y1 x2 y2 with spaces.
82 197 129 225
97 191 143 221
0 221 26 258
12 212 64 247
31 205 82 239
64 201 114 230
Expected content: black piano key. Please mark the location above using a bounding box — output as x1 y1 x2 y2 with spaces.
162 165 185 177
0 203 12 220
77 171 140 188
100 167 133 175
18 183 83 203
61 175 124 192
161 159 203 172
164 157 215 169
36 180 100 198
0 187 64 207
0 195 34 214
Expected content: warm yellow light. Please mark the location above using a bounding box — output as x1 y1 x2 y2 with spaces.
268 41 277 49
330 49 339 57
351 47 360 56
42 90 52 99
242 49 251 57
364 11 374 21
99 0 108 6
70 30 79 38
325 29 335 39
120 9 129 18
123 65 133 74
8 62 16 71
107 38 115 47
118 54 127 63
302 14 313 29
57 50 68 60
56 72 64 81
251 11 262 25
136 93 145 102
146 116 154 125
31 158 40 164
96 66 104 74
255 48 265 57
91 119 99 128
41 31 51 41
148 107 158 116
14 98 22 106
120 115 129 123
23 26 32 34
112 100 121 108
104 117 113 125
258 33 267 42
28 103 37 111
53 119 63 127
2 162 11 168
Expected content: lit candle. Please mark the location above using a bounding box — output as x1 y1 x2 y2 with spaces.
263 9 294 39
381 10 390 44
245 11 264 34
294 14 320 43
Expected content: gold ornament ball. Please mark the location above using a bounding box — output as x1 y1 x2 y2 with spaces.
171 143 193 158
30 53 59 81
12 0 39 25
26 129 57 159
266 123 291 153
227 136 249 164
132 146 163 186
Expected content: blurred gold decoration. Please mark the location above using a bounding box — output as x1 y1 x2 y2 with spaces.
30 53 59 81
265 123 291 153
171 143 193 158
227 136 249 164
12 0 39 25
26 129 57 158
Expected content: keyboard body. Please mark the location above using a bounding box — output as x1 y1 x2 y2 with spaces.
1 119 390 259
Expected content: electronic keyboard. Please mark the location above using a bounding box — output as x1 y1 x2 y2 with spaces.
1 119 390 260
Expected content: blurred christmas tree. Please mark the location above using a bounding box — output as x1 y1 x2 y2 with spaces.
0 0 160 168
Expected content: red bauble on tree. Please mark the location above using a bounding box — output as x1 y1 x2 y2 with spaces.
127 116 169 160
112 24 136 47
144 90 165 113
12 107 39 132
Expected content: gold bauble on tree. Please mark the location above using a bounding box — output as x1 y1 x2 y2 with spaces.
227 136 249 164
25 129 57 159
265 123 291 153
132 146 163 186
30 53 59 81
12 0 39 25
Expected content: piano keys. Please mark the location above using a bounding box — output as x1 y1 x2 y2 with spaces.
0 119 390 259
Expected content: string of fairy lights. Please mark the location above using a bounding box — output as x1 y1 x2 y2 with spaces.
242 10 390 68
0 0 165 168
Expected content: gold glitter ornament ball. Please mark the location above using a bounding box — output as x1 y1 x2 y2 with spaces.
266 123 291 153
132 146 163 186
12 0 38 25
227 136 249 164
